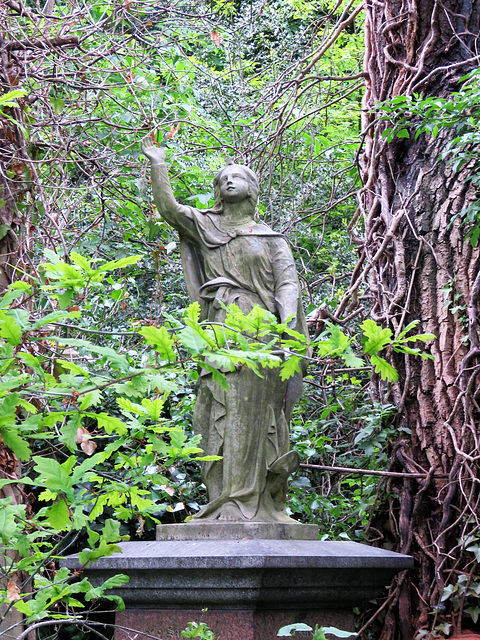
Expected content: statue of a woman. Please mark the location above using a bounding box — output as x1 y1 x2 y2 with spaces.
142 139 308 523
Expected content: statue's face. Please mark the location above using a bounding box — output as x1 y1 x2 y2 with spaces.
218 166 250 203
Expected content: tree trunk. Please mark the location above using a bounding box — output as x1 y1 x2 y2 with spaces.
358 1 480 638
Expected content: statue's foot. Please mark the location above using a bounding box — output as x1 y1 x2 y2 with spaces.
215 502 245 522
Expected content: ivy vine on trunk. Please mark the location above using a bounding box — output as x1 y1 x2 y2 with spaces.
346 1 480 638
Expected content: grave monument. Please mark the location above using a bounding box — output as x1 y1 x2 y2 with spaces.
63 142 413 639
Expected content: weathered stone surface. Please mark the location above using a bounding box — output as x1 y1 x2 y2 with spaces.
62 539 413 609
141 138 308 524
62 539 412 640
115 608 354 640
156 521 319 541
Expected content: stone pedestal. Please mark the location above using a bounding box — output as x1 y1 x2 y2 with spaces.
63 539 413 640
156 521 319 541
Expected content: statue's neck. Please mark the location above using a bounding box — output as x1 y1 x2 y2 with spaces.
221 201 255 227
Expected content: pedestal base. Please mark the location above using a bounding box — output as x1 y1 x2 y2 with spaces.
115 607 354 640
156 521 319 540
63 539 413 640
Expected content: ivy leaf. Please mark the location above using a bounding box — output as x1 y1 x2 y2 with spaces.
370 354 398 382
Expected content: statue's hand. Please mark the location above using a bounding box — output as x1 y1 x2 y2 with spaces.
141 136 166 164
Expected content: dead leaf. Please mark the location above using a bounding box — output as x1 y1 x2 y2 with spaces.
159 484 175 497
7 580 21 602
75 427 97 455
81 439 97 456
211 30 221 46
166 123 180 139
136 516 145 538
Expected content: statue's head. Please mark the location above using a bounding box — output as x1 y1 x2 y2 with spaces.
212 160 259 214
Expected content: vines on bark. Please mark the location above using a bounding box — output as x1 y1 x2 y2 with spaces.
342 2 480 638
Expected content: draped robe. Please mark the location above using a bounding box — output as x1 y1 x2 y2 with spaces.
150 162 307 522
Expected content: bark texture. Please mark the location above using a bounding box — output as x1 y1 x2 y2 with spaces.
356 1 480 638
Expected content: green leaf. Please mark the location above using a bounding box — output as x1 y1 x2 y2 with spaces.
95 413 128 435
341 349 365 368
96 255 144 272
141 397 166 421
178 326 208 353
69 252 91 270
138 325 176 361
79 389 103 410
280 355 302 381
50 97 65 115
59 415 81 451
33 456 74 494
370 354 398 382
0 313 22 345
55 359 90 377
185 301 201 322
117 397 147 415
32 310 81 329
0 281 32 309
47 336 130 370
396 320 420 340
360 319 392 354
329 323 350 352
43 499 70 531
0 428 32 461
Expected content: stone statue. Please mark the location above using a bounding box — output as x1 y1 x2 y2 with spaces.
142 139 308 524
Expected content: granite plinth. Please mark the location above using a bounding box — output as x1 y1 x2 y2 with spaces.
115 608 354 640
156 521 319 540
63 539 412 609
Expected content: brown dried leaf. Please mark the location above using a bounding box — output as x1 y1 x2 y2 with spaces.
80 439 97 456
7 579 21 602
136 515 145 538
211 30 221 46
74 426 86 444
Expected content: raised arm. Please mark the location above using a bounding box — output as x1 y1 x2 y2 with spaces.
141 138 196 238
